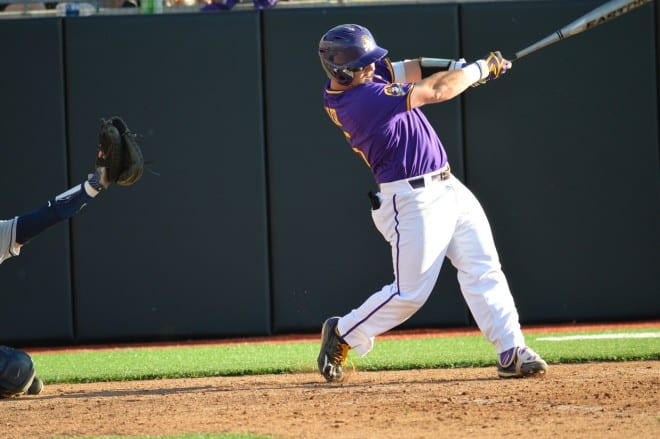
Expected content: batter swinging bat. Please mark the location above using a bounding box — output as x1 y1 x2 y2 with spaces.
511 0 653 61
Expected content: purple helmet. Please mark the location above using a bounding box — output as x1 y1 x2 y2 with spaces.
253 0 277 9
318 24 388 85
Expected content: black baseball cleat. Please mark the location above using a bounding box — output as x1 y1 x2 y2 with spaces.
497 347 548 378
317 317 350 382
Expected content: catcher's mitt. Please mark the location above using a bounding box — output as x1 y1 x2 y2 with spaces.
96 116 144 187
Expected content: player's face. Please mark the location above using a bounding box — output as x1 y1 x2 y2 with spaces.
351 63 376 85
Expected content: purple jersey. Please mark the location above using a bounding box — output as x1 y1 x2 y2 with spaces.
323 58 448 184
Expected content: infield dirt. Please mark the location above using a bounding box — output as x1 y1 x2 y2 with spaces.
2 323 659 439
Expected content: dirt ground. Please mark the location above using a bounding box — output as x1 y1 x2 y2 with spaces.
2 323 659 439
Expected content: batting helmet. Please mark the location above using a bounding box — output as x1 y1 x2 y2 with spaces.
318 24 388 86
0 346 36 398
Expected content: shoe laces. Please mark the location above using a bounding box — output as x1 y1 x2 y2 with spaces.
333 343 349 366
517 347 540 362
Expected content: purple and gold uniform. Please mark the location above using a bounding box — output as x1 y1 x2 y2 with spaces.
317 24 548 382
323 59 447 184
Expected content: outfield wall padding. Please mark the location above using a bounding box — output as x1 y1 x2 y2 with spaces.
0 1 657 346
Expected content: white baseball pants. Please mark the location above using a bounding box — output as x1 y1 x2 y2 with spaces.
337 173 526 356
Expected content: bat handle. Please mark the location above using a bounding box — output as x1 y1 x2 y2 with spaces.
510 51 529 62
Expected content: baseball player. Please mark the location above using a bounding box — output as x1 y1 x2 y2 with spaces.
316 24 548 382
0 116 143 397
0 166 109 398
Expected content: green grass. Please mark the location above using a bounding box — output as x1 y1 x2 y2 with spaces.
28 327 659 439
31 327 660 385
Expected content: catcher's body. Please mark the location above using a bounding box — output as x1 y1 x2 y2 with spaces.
0 116 144 396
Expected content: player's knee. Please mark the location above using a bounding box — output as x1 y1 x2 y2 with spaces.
398 288 433 309
0 346 36 398
458 266 506 291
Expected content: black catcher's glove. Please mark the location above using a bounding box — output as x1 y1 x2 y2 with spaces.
96 116 144 186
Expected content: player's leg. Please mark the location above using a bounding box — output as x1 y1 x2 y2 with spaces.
318 181 458 382
338 182 458 356
445 178 547 377
0 346 40 398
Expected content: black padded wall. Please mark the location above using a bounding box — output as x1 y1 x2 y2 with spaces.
64 12 271 341
460 0 659 322
263 5 470 334
0 18 74 344
0 0 657 346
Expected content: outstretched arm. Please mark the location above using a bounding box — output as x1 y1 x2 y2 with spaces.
0 172 104 265
409 51 511 108
1 116 144 264
391 57 466 84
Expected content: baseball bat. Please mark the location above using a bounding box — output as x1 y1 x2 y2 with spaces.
511 0 653 61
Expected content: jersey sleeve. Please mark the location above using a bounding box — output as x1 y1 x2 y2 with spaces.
362 82 414 115
348 81 415 141
375 58 395 83
0 218 19 264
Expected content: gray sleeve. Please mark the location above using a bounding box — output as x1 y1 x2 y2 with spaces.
0 218 19 265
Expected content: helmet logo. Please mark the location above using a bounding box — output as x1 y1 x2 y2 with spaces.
361 35 375 51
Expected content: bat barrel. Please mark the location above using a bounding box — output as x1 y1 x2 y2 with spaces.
511 0 651 62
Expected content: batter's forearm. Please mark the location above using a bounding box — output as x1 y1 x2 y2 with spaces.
410 68 475 106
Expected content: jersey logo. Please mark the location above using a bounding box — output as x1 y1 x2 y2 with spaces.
383 83 406 96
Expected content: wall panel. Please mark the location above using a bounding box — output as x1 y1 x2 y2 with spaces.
64 12 271 341
461 0 659 322
0 18 73 345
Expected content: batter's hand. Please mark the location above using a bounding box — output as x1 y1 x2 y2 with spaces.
472 51 512 87
484 51 511 80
